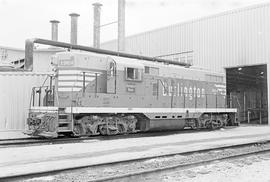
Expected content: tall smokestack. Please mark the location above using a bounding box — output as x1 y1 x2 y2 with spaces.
50 20 60 41
118 0 125 52
69 13 80 45
92 2 102 48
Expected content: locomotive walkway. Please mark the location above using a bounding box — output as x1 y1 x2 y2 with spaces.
0 125 270 179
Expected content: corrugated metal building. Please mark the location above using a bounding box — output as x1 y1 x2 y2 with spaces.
0 72 48 131
101 3 270 72
0 47 60 131
101 3 270 124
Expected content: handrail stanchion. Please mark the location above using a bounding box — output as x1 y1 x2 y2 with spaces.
32 88 35 107
38 87 41 106
195 94 197 109
216 94 218 108
183 94 186 108
95 73 98 97
83 72 86 95
205 94 208 108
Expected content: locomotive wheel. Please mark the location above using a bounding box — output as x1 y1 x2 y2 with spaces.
190 119 199 129
205 120 212 129
210 120 223 130
98 126 107 135
75 116 102 136
73 124 83 136
117 124 126 134
211 121 218 130
217 120 223 128
99 125 118 135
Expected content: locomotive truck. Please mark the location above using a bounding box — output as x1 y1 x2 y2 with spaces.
25 42 237 138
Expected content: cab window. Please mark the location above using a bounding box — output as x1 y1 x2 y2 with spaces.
144 66 159 75
126 67 142 81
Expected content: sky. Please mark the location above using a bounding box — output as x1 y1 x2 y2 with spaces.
0 0 270 48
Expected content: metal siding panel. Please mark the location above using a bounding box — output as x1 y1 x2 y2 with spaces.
0 73 48 131
101 4 270 73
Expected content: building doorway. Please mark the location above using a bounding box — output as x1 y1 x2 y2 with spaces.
226 64 268 124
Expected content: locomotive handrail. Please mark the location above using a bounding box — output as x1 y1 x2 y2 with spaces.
25 38 191 70
30 86 56 107
106 57 117 94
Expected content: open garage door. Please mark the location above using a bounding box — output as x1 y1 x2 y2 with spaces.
226 64 268 124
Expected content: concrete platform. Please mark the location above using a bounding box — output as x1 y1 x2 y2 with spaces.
0 130 30 140
0 126 270 179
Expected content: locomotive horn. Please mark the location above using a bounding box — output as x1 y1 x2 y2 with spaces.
25 38 191 70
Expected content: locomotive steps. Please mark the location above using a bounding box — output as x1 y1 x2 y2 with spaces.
1 126 270 180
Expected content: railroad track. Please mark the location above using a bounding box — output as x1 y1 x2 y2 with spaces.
0 137 84 147
89 140 270 182
4 138 270 182
0 129 267 149
0 128 216 148
0 126 245 148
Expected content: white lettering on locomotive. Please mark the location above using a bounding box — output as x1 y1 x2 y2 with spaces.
161 81 207 100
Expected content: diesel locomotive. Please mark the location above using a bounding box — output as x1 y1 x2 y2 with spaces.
25 50 237 138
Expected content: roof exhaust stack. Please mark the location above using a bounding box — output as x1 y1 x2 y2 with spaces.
118 0 125 52
69 13 80 45
92 2 102 48
49 20 60 41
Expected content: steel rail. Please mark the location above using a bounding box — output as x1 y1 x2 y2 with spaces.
0 129 199 147
0 128 215 147
0 135 121 148
0 129 268 148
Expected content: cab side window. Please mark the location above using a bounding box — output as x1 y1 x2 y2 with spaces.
125 67 142 81
144 66 159 76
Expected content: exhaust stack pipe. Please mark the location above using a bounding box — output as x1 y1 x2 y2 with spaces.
92 2 102 48
118 0 125 52
49 20 60 41
69 13 80 45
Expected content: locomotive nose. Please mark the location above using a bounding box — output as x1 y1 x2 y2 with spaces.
25 112 58 138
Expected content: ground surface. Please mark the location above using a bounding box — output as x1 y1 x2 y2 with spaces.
145 152 270 182
1 125 270 179
17 151 270 182
0 130 29 139
16 143 270 182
